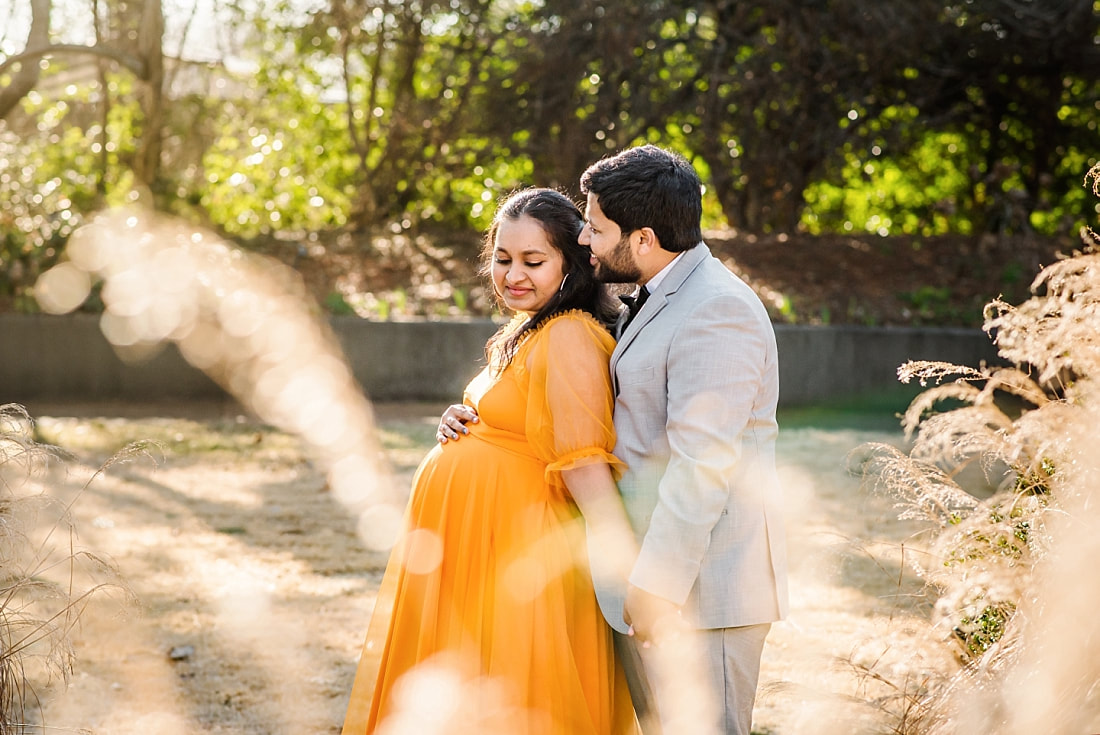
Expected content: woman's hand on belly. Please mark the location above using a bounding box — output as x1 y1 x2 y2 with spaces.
437 404 480 443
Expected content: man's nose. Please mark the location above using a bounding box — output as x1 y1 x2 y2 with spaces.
578 224 591 245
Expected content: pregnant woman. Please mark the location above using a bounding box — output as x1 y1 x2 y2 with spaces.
341 188 638 735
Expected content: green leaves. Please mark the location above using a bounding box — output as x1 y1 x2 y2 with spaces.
1 0 1095 300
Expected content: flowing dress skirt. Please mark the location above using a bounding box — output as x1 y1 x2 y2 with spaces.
341 425 636 735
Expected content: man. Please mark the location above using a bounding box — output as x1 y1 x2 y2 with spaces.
578 144 788 735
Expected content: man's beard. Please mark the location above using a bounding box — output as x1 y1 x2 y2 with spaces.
595 235 642 284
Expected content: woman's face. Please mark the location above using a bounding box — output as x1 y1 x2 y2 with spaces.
491 215 566 315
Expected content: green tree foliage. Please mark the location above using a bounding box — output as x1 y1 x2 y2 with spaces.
0 0 1097 309
197 69 357 238
254 0 534 231
804 0 1100 237
804 124 980 236
682 0 946 233
0 70 145 306
0 0 165 304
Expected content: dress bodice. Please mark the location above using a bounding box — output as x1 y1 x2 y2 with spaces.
461 310 624 489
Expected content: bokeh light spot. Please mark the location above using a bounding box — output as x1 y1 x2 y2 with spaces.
34 262 91 314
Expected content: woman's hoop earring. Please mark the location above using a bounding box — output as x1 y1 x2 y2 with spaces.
558 272 570 292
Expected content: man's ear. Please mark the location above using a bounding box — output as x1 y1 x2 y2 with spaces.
633 226 660 255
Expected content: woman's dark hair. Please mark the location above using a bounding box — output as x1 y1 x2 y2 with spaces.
481 187 618 366
580 144 703 253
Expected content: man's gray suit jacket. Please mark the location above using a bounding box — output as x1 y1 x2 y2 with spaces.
595 243 789 633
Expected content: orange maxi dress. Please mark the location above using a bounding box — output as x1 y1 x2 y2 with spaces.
342 310 637 735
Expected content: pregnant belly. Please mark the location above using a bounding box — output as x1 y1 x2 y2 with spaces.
409 431 547 519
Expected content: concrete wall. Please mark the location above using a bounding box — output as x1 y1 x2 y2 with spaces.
773 324 1001 406
0 313 1001 407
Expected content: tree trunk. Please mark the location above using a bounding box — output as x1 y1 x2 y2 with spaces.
134 0 165 190
0 0 50 121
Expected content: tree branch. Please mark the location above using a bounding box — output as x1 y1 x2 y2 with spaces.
0 43 147 80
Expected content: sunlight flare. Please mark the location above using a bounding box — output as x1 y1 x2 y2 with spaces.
35 208 405 552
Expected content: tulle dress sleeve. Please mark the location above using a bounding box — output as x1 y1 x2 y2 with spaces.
519 311 625 493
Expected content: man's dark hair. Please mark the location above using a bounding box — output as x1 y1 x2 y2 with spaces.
579 144 703 253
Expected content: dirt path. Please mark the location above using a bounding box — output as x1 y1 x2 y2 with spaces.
21 401 939 735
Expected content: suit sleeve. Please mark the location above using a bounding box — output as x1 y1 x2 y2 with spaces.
629 293 772 605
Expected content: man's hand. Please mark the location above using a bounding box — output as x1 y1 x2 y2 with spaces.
624 584 684 647
437 404 479 443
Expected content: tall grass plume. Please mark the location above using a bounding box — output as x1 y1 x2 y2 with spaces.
852 163 1100 734
0 403 133 732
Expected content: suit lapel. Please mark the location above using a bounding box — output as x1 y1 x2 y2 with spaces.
610 244 711 385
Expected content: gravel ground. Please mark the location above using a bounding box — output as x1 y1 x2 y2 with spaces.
14 400 943 735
